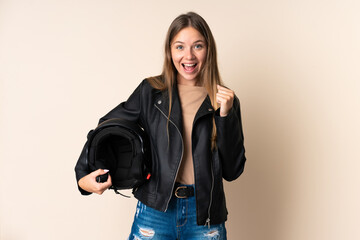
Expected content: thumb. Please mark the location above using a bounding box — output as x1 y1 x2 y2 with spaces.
91 169 109 177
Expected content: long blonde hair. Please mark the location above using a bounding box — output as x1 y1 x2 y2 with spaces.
148 12 223 149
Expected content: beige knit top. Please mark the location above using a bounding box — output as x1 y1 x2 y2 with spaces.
175 84 208 185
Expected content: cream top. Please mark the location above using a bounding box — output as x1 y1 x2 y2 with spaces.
176 84 208 185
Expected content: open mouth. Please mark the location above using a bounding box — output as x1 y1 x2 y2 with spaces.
182 63 197 72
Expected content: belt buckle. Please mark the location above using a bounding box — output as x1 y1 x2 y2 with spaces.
174 186 187 198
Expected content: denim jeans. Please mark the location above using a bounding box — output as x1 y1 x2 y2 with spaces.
128 185 227 240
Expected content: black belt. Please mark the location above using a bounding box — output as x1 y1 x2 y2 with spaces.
174 183 194 198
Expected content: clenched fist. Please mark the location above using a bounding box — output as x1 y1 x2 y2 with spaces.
216 85 234 117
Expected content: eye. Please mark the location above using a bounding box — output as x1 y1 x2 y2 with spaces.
175 45 184 50
194 44 203 49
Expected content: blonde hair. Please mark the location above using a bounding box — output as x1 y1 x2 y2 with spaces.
148 12 223 149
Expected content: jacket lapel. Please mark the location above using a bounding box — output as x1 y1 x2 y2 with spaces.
154 85 215 133
194 95 215 124
154 84 183 134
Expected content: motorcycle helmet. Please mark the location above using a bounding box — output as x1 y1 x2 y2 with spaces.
86 118 151 194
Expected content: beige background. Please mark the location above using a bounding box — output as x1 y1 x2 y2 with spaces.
1 0 359 239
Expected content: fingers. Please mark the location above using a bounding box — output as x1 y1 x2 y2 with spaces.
216 85 234 117
216 92 232 102
79 169 111 195
95 169 111 194
100 173 112 189
217 85 234 95
90 168 109 177
216 85 234 102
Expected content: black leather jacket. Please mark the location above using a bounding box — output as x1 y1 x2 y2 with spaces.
75 79 246 226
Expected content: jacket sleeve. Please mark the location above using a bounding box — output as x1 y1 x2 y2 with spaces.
74 80 145 195
215 95 246 181
74 137 92 195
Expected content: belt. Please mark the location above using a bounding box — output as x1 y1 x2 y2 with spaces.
174 184 194 198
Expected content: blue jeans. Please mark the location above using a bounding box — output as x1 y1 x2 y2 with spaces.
128 185 227 240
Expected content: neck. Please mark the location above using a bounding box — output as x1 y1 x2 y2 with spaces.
176 74 200 86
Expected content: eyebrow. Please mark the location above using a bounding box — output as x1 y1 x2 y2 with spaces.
172 40 205 45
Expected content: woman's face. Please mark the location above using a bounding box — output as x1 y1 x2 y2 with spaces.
171 27 207 86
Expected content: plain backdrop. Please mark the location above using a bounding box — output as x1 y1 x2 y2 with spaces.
1 0 359 239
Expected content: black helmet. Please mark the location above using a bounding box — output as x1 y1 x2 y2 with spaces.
86 118 151 194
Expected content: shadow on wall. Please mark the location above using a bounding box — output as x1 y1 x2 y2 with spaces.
224 71 302 240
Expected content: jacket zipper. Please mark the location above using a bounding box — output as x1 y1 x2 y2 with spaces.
193 110 214 228
154 104 184 212
205 154 214 228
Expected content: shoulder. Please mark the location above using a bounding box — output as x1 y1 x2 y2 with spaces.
131 78 164 102
130 78 157 94
145 75 166 90
138 76 166 96
139 78 162 93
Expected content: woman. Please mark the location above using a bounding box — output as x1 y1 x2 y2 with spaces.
75 12 246 240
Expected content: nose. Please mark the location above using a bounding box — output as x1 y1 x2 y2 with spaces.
184 47 195 60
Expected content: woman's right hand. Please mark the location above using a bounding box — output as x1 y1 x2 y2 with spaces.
78 169 112 195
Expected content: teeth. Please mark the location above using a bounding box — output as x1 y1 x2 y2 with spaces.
184 63 196 67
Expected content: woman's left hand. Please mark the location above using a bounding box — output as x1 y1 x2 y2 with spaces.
216 85 234 117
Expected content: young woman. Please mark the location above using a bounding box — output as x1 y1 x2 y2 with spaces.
75 12 246 240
